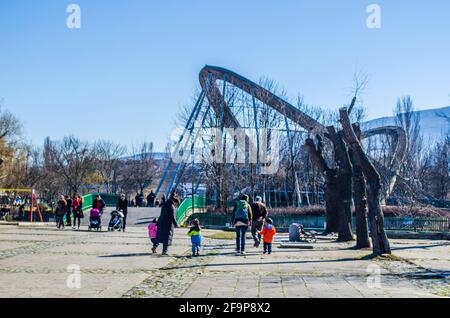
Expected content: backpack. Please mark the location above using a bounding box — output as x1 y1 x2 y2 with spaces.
234 200 249 220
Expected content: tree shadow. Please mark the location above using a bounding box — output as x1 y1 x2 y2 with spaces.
391 243 450 252
162 257 361 270
98 252 151 258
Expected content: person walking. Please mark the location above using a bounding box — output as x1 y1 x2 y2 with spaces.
188 219 202 257
147 190 156 207
233 194 252 256
148 218 158 253
116 194 129 232
65 195 72 227
55 196 67 230
155 192 180 255
72 195 83 230
259 218 276 255
138 192 145 207
251 196 268 248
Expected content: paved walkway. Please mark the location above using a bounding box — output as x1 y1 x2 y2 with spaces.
0 221 448 298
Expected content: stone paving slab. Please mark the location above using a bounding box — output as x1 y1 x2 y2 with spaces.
0 223 448 298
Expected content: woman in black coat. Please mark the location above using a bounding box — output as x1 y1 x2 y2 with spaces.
155 194 180 255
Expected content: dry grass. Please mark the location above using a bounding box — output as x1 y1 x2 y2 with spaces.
204 232 236 240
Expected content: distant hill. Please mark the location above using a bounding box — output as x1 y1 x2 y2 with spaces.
363 106 450 142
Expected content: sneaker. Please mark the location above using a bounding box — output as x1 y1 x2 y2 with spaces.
235 251 241 256
241 251 246 255
152 247 157 254
263 251 267 254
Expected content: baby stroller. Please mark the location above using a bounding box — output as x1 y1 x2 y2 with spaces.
108 210 124 232
88 208 102 231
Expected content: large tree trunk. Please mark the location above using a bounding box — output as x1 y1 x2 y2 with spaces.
327 127 354 242
349 124 370 249
324 179 340 233
305 138 339 233
340 108 391 255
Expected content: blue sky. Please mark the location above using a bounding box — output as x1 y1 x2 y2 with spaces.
0 0 449 151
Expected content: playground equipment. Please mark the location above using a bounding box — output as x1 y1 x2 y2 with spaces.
156 66 407 211
0 188 42 223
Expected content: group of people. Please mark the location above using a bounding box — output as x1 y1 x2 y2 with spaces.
147 192 276 257
54 194 85 230
130 190 158 208
233 194 275 255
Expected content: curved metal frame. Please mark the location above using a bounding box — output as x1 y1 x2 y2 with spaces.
199 65 407 195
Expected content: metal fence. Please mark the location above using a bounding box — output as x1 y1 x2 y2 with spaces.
188 213 450 233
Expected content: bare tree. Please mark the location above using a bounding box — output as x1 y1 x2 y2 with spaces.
45 136 96 196
121 141 159 194
340 108 391 255
93 140 127 193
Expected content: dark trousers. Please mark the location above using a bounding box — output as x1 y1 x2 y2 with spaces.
65 211 72 226
122 211 128 230
151 238 157 248
251 220 264 243
56 216 64 229
153 241 169 253
235 226 248 252
73 214 81 228
263 242 272 254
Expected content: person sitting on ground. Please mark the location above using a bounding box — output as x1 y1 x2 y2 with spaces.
233 194 253 256
188 219 202 257
251 196 268 248
148 218 158 254
259 218 276 255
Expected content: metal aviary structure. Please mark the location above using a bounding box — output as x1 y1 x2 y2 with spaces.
156 65 407 206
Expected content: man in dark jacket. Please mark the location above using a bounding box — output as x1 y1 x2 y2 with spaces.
116 194 129 231
147 191 156 207
154 192 180 255
251 196 268 248
65 195 72 227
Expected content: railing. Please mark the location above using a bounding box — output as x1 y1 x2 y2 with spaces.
186 213 450 233
176 195 207 224
81 193 120 211
384 217 449 232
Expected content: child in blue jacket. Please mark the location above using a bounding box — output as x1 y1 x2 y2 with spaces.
188 219 202 257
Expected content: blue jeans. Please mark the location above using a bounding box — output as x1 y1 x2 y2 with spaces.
192 242 201 255
235 226 248 252
263 242 272 254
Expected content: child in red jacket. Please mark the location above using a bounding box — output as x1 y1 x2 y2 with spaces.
259 218 276 254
